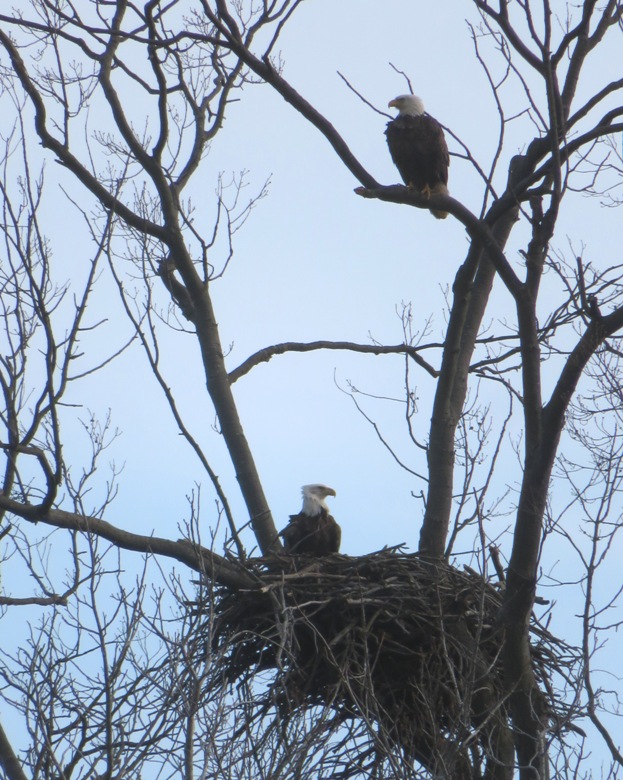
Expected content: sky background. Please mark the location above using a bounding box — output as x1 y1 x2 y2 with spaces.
62 0 617 550
12 0 618 558
37 1 493 553
2 0 623 765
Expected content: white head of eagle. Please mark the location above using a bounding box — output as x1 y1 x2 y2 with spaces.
280 484 341 555
388 94 426 117
301 483 337 516
385 93 450 219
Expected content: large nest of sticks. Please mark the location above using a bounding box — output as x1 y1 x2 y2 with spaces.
207 548 576 773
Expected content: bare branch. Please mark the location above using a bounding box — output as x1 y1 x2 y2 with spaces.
229 340 439 383
0 494 252 589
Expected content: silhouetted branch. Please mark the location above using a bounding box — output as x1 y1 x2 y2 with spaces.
229 340 438 383
0 495 252 589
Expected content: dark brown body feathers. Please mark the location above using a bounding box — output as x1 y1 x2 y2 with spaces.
385 113 449 217
280 510 341 556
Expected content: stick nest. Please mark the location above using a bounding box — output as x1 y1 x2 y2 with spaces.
207 548 576 766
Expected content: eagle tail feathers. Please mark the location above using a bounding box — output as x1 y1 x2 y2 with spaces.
429 182 449 219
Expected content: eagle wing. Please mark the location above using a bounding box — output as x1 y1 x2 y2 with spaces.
281 511 341 555
280 514 312 553
385 114 449 191
322 514 341 554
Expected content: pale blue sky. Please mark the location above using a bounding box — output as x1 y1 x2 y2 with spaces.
27 1 621 560
2 1 623 764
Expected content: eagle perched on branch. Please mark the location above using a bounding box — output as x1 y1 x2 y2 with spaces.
280 484 341 555
385 94 450 219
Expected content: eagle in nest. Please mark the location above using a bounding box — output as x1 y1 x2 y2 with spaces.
280 484 341 555
385 94 450 219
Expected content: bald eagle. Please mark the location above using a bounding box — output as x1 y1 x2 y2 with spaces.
385 94 450 219
280 484 341 555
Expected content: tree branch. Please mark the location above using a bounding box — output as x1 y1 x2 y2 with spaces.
0 496 254 590
0 721 29 780
229 340 439 383
0 30 168 242
195 6 379 189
